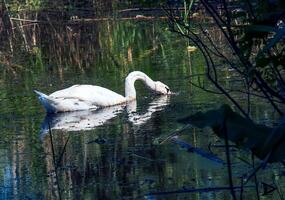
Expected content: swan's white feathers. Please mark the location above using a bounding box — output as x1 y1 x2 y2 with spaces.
35 85 126 113
50 85 126 107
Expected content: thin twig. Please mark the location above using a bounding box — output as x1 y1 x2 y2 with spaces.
223 118 237 200
48 124 62 200
159 124 192 144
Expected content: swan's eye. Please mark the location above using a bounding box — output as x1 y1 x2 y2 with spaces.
165 87 170 93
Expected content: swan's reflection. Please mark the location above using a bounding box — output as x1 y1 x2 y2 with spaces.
40 104 125 137
127 95 170 126
40 95 170 138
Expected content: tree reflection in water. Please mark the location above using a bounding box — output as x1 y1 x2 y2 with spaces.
41 96 170 199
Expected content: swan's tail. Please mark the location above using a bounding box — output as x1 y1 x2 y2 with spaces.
34 90 56 113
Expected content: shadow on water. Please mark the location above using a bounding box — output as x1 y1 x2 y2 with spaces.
173 104 285 199
178 105 285 163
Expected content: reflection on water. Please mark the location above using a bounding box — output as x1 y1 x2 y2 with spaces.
127 95 170 126
179 105 285 163
0 17 284 199
40 95 170 137
40 95 171 199
40 104 125 134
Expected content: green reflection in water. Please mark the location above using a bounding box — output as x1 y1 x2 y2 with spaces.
0 19 283 199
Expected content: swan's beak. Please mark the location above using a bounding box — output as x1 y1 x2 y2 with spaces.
163 89 173 95
166 89 179 95
154 81 176 95
165 87 173 95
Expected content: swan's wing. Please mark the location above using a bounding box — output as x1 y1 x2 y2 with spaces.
35 90 98 113
49 85 126 107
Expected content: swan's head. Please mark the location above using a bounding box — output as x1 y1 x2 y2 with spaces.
154 81 172 95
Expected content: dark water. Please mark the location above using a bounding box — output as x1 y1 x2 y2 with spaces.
0 19 284 199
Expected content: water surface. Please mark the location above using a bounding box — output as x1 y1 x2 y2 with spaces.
0 19 284 199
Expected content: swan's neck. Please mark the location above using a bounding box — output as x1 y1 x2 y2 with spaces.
125 71 156 100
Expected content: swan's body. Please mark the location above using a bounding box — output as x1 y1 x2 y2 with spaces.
35 71 171 113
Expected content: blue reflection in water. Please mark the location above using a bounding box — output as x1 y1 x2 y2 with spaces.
0 165 13 199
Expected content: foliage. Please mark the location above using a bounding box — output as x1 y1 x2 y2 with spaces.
178 104 285 199
166 0 285 118
178 104 285 162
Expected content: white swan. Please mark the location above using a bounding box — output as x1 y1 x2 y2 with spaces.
34 71 171 113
